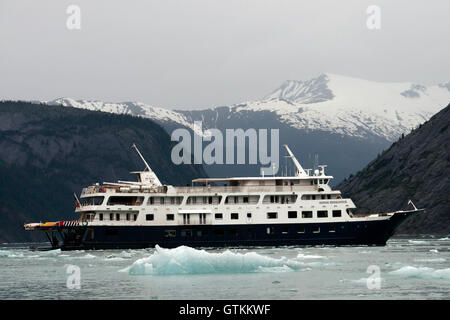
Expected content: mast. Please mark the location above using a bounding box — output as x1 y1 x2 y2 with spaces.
131 143 162 186
283 145 308 177
132 143 152 172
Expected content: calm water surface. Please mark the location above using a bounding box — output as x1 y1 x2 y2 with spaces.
0 237 449 299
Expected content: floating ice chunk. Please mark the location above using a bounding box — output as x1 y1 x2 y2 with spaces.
105 257 128 262
438 237 449 241
389 266 450 280
39 249 62 256
0 250 14 257
414 258 446 262
1 251 25 258
429 249 439 253
79 254 96 259
296 253 326 259
408 240 427 244
122 245 304 275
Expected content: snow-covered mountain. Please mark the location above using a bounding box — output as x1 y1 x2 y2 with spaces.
45 73 450 142
40 73 450 182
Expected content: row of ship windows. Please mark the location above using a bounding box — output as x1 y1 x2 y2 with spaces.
87 209 344 222
162 225 338 238
81 194 339 207
144 210 343 221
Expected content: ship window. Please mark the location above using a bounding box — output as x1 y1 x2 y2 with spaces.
247 213 252 218
297 227 305 234
166 214 174 221
108 196 144 206
313 226 320 233
160 197 165 204
164 230 176 238
183 214 190 224
288 211 297 218
208 196 213 204
302 211 313 218
332 210 342 217
321 195 325 199
181 229 192 237
146 214 154 221
109 213 114 221
81 196 104 206
324 179 329 184
243 196 249 203
149 197 154 205
266 227 274 234
318 210 328 218
312 195 316 200
327 194 331 199
115 213 120 221
281 227 289 234
197 230 208 237
99 213 103 221
133 214 137 221
328 226 336 233
126 213 130 221
267 212 277 219
231 213 239 220
215 213 223 220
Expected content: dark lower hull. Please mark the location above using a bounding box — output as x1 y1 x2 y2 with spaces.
42 211 419 250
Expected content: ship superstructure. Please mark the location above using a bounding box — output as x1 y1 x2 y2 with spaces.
25 145 423 250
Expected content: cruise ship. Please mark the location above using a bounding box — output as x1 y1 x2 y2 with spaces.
24 144 423 250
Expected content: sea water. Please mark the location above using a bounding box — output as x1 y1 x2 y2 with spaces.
0 237 449 299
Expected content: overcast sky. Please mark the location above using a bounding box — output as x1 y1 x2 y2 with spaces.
1 0 449 109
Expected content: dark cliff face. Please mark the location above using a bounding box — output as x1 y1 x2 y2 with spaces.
337 104 450 235
0 101 207 243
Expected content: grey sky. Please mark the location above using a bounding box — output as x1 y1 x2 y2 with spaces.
1 0 449 109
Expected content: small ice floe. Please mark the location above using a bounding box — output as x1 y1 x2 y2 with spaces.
408 240 428 245
389 266 450 280
104 256 128 262
296 253 326 259
429 249 439 253
120 245 306 275
414 258 446 263
38 249 62 256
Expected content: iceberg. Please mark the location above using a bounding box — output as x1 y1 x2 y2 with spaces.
389 266 450 280
120 245 305 275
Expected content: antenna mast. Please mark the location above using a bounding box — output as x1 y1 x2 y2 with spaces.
132 143 152 172
283 145 308 177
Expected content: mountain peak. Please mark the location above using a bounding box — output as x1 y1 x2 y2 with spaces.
264 73 334 104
